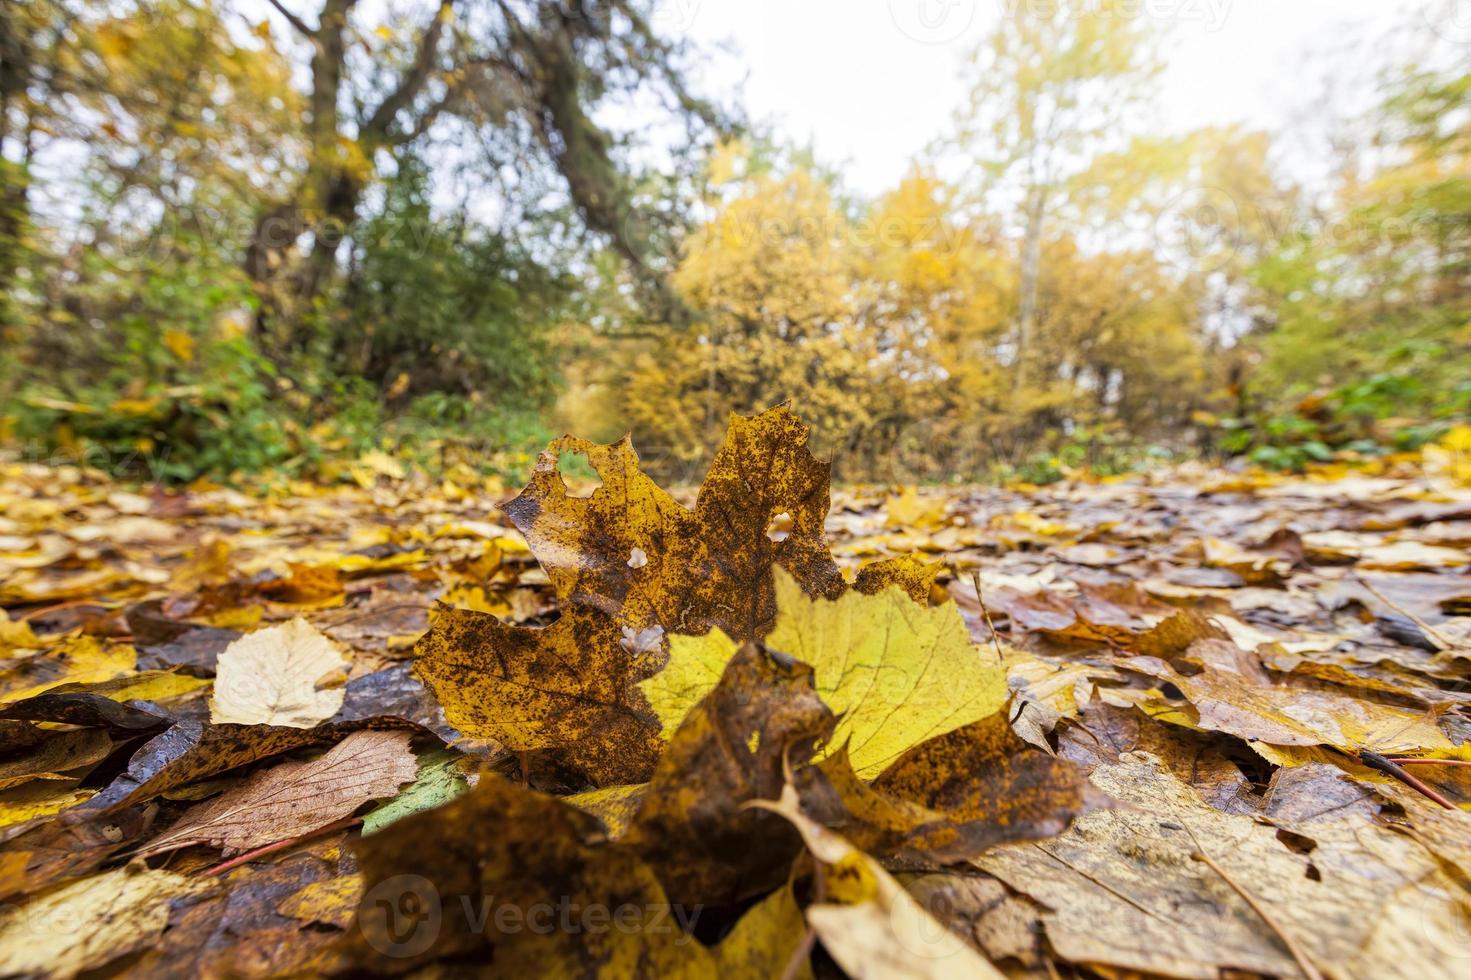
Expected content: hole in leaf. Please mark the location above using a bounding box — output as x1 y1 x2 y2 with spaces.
1275 828 1316 855
556 451 602 499
766 510 792 543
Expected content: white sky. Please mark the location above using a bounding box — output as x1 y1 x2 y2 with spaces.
668 0 1446 195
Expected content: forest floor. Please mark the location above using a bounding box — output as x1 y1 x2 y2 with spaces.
2 416 1471 977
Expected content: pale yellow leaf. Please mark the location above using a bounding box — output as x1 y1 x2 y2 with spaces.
0 864 213 977
209 617 347 727
754 784 1004 979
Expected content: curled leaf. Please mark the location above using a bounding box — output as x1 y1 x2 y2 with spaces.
753 784 1006 979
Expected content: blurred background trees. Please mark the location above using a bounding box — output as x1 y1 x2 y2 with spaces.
1 1 1467 483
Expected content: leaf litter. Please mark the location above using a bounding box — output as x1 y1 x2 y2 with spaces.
0 405 1469 976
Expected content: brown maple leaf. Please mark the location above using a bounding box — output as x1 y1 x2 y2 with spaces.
502 404 845 642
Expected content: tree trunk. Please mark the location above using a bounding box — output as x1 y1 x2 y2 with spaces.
246 0 360 355
0 3 32 325
1014 187 1047 393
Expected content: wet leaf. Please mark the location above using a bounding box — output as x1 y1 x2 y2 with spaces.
140 729 417 856
0 728 112 790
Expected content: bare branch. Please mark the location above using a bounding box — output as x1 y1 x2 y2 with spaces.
264 0 315 40
362 0 456 142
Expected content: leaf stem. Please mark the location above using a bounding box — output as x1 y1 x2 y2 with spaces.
200 816 361 877
1180 822 1326 980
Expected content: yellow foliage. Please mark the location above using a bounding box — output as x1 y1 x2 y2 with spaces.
599 155 1210 480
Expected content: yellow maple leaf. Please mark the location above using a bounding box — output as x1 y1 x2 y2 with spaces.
642 568 1007 778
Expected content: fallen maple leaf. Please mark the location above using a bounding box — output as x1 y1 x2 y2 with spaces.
852 553 944 604
413 603 665 785
976 752 1466 978
797 713 1107 865
348 771 724 974
1122 644 1456 754
503 404 846 641
623 641 835 907
140 729 417 856
209 617 347 728
644 568 1007 778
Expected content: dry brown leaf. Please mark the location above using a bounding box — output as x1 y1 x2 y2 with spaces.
754 783 1007 979
413 603 664 785
1123 646 1455 753
977 752 1468 979
503 404 845 641
623 641 834 907
140 730 417 856
84 716 423 814
209 617 348 728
